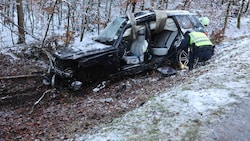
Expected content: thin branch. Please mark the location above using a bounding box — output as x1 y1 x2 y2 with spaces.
0 12 40 41
0 74 41 80
42 0 59 48
29 88 56 114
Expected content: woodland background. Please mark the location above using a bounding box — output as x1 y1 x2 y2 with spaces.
0 0 250 140
0 0 249 48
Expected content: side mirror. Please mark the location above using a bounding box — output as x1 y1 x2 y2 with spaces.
199 17 210 27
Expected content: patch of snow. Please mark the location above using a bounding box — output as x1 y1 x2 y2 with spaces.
1 50 19 60
72 37 250 141
225 17 250 39
99 98 113 103
70 34 111 52
93 81 107 93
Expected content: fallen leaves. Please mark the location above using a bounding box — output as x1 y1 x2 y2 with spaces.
0 53 188 140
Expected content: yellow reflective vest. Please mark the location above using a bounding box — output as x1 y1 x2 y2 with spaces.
189 32 213 47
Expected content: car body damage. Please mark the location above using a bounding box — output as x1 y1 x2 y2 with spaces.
44 10 208 90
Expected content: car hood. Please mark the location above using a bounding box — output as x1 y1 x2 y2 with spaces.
54 40 114 60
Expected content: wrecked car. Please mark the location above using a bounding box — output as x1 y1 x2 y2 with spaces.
44 10 208 90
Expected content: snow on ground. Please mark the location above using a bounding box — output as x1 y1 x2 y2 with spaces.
71 37 250 140
1 5 250 140
225 17 250 39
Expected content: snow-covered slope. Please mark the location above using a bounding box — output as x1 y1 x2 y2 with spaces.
72 37 250 140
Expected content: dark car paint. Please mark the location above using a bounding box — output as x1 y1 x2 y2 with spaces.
46 10 206 88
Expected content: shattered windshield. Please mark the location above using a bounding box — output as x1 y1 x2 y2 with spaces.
96 17 126 43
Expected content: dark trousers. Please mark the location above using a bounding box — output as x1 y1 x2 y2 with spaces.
189 46 214 70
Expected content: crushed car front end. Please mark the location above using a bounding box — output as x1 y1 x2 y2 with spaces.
45 45 120 90
43 17 130 90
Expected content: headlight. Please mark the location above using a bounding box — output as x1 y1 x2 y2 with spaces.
71 81 82 91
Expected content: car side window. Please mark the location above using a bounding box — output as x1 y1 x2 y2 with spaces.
164 18 178 31
175 15 193 29
175 15 205 33
188 15 203 28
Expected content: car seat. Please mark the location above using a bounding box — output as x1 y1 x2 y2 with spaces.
130 29 148 62
152 30 178 56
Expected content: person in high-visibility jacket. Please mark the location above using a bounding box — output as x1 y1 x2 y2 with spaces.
179 31 214 70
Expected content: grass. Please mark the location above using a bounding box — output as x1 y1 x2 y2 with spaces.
181 119 202 141
211 107 226 116
179 97 189 103
229 92 238 98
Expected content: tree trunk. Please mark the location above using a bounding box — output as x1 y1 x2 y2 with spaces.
243 0 249 13
158 0 163 9
26 1 35 34
131 0 136 13
140 0 145 10
165 0 169 9
80 0 93 42
237 0 245 29
16 0 25 44
223 0 232 34
42 0 59 47
104 0 113 27
183 0 192 9
66 3 70 45
222 0 225 5
97 0 101 34
125 0 130 14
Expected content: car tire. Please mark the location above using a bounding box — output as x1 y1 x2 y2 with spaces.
177 48 198 70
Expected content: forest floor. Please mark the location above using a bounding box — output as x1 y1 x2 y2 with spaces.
0 50 189 140
0 36 250 140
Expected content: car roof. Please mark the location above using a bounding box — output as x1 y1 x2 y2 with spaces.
157 10 193 16
133 10 195 23
126 10 199 35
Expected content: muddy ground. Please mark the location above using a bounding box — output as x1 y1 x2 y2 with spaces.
0 53 190 140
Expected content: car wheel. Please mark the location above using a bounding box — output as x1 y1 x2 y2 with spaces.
177 49 198 69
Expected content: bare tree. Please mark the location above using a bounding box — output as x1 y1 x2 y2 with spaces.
222 0 232 34
42 0 59 47
16 0 25 44
66 2 71 45
125 0 137 13
222 0 225 5
97 0 101 34
157 0 168 9
237 0 245 29
125 0 130 13
80 0 94 42
131 0 137 13
165 0 169 9
157 0 163 9
183 0 192 9
104 0 113 27
140 0 145 10
243 0 249 13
